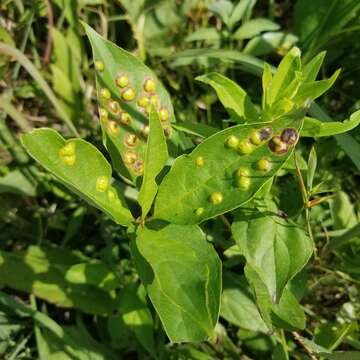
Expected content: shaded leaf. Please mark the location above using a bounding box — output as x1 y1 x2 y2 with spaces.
233 18 280 40
131 224 221 342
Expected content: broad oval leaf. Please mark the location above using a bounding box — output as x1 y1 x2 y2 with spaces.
21 128 133 226
131 224 222 343
138 107 168 218
196 72 258 123
232 203 313 303
154 109 304 225
83 23 174 181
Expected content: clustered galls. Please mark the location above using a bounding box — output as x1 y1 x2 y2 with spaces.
192 125 299 217
94 59 173 177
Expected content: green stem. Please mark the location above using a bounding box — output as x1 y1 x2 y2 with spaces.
0 97 32 132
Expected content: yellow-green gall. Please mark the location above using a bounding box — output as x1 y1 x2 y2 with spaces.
137 96 150 108
124 133 139 147
107 189 116 201
95 60 104 72
141 125 150 138
59 142 76 166
108 100 120 114
120 112 132 126
238 140 255 154
144 78 156 93
132 159 144 175
121 88 136 101
99 108 108 119
150 94 158 107
107 121 120 137
115 74 129 88
257 158 272 172
225 135 239 149
195 207 204 216
236 176 251 190
123 150 137 165
159 108 169 122
236 167 249 178
210 191 223 205
249 130 262 145
100 88 111 99
195 156 205 167
96 176 109 192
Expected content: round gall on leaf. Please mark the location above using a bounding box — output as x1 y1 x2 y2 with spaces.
195 207 204 216
159 108 169 122
107 121 120 137
59 142 75 157
144 78 156 93
60 154 76 166
121 88 136 101
120 112 132 126
195 156 205 167
268 136 288 155
107 189 116 201
238 140 255 154
100 88 111 100
259 127 272 141
236 167 249 178
210 192 223 205
141 125 150 138
150 95 158 108
95 60 104 72
249 130 262 145
236 176 251 190
137 96 150 108
257 158 272 172
123 150 137 165
132 159 144 175
225 135 239 149
124 133 139 147
108 100 120 114
115 74 129 88
96 176 109 192
99 108 108 119
281 128 298 145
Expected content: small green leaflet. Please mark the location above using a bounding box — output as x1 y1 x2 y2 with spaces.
138 107 168 218
131 224 222 343
21 128 133 226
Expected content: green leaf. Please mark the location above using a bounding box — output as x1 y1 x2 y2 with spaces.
229 0 256 30
154 109 305 225
262 63 273 108
302 51 327 82
245 265 306 331
196 72 258 123
244 32 299 57
307 146 317 192
131 224 222 343
294 69 341 104
185 28 221 42
232 203 313 302
0 246 117 314
221 271 268 333
138 107 168 218
21 128 133 226
233 18 280 40
83 23 174 182
267 47 302 106
301 110 360 137
208 0 233 29
108 284 155 356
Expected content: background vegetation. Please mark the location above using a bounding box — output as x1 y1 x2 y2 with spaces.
0 0 360 359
